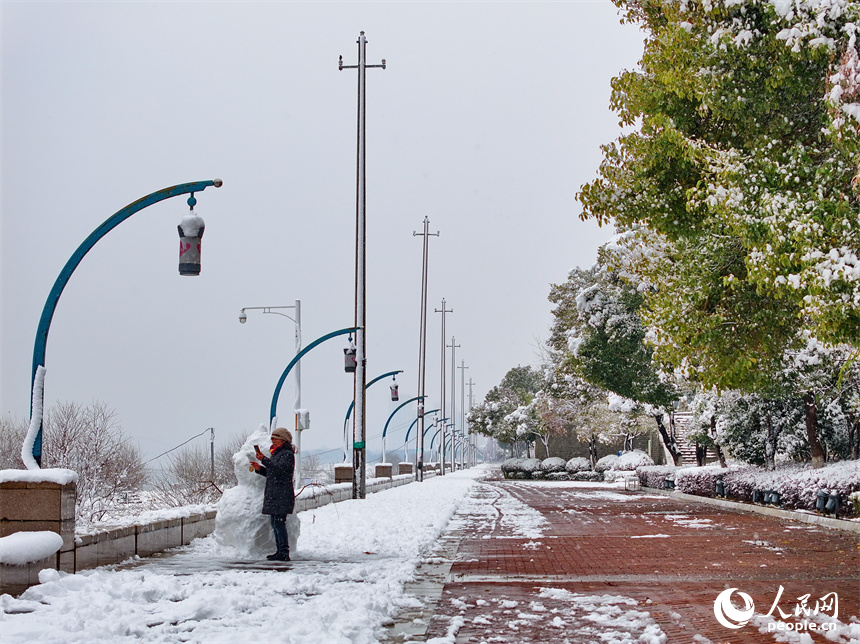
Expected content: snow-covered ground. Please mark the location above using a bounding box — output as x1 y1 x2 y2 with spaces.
1 468 484 644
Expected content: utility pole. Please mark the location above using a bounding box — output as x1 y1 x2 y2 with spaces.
448 337 460 468
434 299 452 474
340 32 386 499
458 360 468 468
467 377 475 465
413 217 438 481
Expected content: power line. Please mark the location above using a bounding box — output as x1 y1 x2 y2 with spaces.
145 427 213 464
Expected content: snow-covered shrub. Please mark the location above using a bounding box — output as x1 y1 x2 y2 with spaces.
500 458 526 479
521 458 543 479
637 465 675 489
723 461 860 514
851 492 860 516
594 454 618 473
565 457 591 473
571 471 603 481
544 471 570 481
674 466 732 497
542 457 566 473
611 450 654 471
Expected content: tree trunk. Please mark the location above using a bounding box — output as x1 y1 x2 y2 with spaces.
588 433 598 468
709 416 727 468
848 417 859 460
764 415 778 471
804 392 826 469
654 414 682 465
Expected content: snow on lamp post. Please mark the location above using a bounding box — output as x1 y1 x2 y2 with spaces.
25 179 223 468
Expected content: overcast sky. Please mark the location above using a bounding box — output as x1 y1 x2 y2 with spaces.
1 1 644 464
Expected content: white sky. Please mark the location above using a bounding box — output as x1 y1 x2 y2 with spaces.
1 1 644 462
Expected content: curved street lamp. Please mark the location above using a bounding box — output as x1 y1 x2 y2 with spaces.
341 370 403 462
380 396 424 465
25 179 223 468
404 409 439 464
269 326 359 425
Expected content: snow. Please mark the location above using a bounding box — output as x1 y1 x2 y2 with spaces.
0 467 486 644
178 211 204 237
0 532 63 566
21 365 45 470
0 468 78 486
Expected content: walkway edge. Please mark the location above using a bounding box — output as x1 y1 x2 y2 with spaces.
642 486 860 533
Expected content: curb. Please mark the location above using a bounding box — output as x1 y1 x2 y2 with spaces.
642 486 860 533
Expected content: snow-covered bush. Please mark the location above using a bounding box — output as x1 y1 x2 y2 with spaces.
500 458 526 479
611 450 654 471
545 471 570 481
851 492 860 516
565 457 591 473
594 454 618 473
542 457 566 473
521 458 543 479
571 471 603 481
723 461 860 514
637 465 675 489
674 466 731 497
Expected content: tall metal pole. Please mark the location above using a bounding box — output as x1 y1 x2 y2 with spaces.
293 299 302 486
340 32 385 499
434 299 452 474
413 217 438 481
447 337 460 468
467 376 476 465
209 427 215 480
458 360 468 469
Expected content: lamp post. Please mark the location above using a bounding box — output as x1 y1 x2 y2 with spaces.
240 300 301 483
340 31 386 500
434 299 452 474
342 370 403 462
458 360 468 469
24 179 223 468
413 217 439 481
404 408 439 464
380 395 425 466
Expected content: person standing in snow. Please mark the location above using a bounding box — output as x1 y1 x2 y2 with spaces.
249 427 296 561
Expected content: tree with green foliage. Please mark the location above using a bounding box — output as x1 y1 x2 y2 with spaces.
575 0 860 466
548 260 683 463
467 366 545 456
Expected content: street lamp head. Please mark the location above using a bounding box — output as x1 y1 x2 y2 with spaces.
239 310 247 324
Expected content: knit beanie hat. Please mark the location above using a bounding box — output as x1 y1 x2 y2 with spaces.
271 427 292 443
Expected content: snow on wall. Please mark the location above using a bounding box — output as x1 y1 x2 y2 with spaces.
0 468 78 485
0 531 63 566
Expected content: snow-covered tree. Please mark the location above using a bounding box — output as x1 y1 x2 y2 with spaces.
578 0 860 389
40 400 147 523
548 259 682 463
468 366 545 456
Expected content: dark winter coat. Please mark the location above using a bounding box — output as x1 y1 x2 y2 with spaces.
256 443 296 515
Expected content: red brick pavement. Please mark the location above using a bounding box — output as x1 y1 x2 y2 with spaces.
420 475 859 644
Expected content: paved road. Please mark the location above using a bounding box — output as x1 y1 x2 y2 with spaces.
389 474 859 644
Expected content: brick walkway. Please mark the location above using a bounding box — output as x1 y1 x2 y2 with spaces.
405 474 860 644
